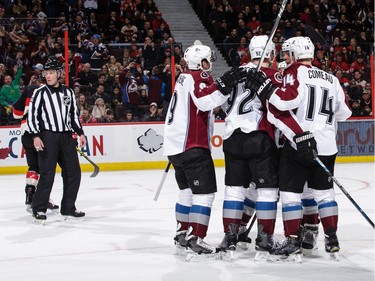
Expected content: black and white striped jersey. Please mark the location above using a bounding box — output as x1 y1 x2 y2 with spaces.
27 84 84 137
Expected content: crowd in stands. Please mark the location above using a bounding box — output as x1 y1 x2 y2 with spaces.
191 0 374 117
0 0 184 125
0 0 373 126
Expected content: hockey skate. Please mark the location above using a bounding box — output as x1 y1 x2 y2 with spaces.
174 231 188 256
61 210 85 222
301 224 319 256
237 225 252 250
217 232 238 261
254 233 278 262
324 232 340 261
32 211 47 225
25 185 35 213
185 236 221 262
47 199 60 214
268 235 302 263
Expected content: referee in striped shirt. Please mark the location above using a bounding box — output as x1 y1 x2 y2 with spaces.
27 56 86 221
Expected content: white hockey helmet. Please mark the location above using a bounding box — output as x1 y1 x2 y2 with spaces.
249 35 275 60
184 40 216 72
281 38 294 54
284 36 315 60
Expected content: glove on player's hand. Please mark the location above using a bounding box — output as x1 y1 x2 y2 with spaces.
215 67 247 95
245 68 275 100
293 131 318 162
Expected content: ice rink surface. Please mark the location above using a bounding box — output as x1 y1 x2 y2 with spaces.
0 162 374 281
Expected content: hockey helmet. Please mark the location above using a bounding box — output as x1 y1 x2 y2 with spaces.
283 36 314 60
249 35 275 60
44 56 62 71
184 41 216 72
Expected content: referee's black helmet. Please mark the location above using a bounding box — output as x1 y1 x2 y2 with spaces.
44 56 62 71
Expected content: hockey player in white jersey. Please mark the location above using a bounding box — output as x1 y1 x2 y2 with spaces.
218 35 286 260
247 36 352 260
163 41 246 259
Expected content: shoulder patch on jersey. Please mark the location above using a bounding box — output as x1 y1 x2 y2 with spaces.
274 72 283 83
200 71 209 79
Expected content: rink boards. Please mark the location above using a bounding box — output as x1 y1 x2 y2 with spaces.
0 120 373 174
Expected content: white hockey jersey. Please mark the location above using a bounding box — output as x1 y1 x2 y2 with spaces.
222 62 283 140
268 62 352 155
163 70 228 156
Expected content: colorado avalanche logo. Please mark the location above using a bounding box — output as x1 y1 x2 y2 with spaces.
63 95 71 106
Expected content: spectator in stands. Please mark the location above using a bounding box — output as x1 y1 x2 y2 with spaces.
106 55 122 79
350 99 363 116
70 13 89 44
83 34 109 70
236 18 249 38
91 73 109 90
214 19 230 45
92 97 109 121
30 38 50 66
103 21 120 43
331 53 349 73
312 50 330 71
121 109 136 122
77 93 88 116
349 55 367 74
247 15 260 34
336 14 351 31
120 17 138 43
80 107 97 124
143 65 163 106
208 3 225 33
311 4 325 24
361 88 372 116
335 69 350 89
142 102 161 121
129 41 142 64
350 70 367 88
142 36 158 70
363 11 374 31
281 20 296 41
89 84 112 106
152 11 169 32
138 86 149 109
282 3 298 23
102 109 116 123
77 63 98 87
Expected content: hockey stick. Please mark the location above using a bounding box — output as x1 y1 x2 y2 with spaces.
76 147 100 178
314 156 375 229
154 162 172 201
257 0 291 71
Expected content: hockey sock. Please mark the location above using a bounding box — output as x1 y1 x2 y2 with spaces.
223 200 244 232
256 201 277 234
188 204 211 238
282 203 303 237
318 200 338 235
175 203 190 232
241 197 256 225
302 198 319 225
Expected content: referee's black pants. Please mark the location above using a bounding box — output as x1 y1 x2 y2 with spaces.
32 131 81 214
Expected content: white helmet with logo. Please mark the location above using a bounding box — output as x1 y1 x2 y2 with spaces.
184 40 216 72
249 35 275 60
283 36 315 60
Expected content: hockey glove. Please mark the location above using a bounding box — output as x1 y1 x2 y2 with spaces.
215 67 247 95
245 69 275 100
293 131 318 162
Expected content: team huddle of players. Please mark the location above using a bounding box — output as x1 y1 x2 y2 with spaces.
163 35 351 262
